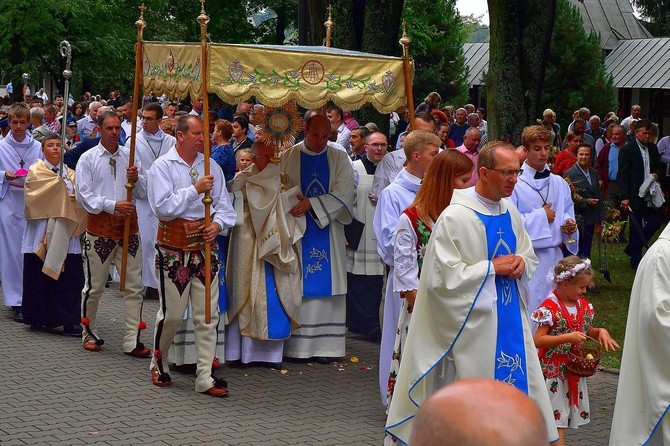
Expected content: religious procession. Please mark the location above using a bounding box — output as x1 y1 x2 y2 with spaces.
1 2 670 445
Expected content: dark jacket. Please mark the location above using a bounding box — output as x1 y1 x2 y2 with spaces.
616 140 662 211
564 164 605 225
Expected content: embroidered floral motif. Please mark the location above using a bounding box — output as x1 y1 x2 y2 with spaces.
554 410 561 421
193 251 219 285
117 234 140 257
93 237 117 264
167 260 197 296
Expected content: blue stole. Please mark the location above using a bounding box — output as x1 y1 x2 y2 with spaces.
300 150 333 297
264 262 291 339
216 234 229 313
475 210 529 393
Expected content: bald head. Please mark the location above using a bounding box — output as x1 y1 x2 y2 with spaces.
411 379 547 446
304 114 331 153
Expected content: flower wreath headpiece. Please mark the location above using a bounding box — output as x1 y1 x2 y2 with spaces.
546 258 591 285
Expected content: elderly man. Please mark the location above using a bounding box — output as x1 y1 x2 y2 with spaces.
280 114 355 363
410 379 547 446
586 115 603 140
148 115 235 396
511 125 577 315
456 127 482 186
326 104 352 152
225 142 302 368
125 102 176 301
0 103 44 321
346 131 387 340
374 130 440 404
75 109 149 356
621 104 642 132
189 97 203 118
596 125 627 209
450 107 469 147
385 141 557 444
77 101 102 139
349 126 370 160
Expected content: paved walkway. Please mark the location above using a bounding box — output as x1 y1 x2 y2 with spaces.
1 284 617 445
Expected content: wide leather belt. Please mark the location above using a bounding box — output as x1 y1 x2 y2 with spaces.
157 218 206 251
87 212 138 240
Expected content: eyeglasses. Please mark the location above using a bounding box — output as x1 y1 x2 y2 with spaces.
487 168 522 178
367 142 388 148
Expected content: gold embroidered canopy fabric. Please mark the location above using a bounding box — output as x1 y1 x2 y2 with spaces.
143 42 409 113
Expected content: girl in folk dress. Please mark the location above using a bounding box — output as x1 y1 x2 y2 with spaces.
531 256 619 446
384 150 473 445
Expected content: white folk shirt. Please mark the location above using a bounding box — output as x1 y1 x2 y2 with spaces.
147 147 236 230
75 143 147 215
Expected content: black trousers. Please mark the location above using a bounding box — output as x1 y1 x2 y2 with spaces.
627 207 663 268
22 253 84 329
346 272 383 336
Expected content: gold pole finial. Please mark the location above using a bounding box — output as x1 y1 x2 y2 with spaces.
324 4 334 47
198 0 210 25
399 20 411 48
136 3 147 31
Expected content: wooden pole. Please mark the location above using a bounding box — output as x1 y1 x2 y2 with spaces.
399 20 416 131
198 0 213 324
120 4 146 291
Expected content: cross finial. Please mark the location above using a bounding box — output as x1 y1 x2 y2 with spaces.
200 0 206 14
139 2 146 17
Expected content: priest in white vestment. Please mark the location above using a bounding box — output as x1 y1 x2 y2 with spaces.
281 114 354 361
610 223 670 446
0 103 44 320
373 130 441 405
125 102 176 299
226 143 303 366
346 132 387 340
385 142 558 444
510 125 578 316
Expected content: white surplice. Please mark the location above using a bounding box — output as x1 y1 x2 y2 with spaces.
126 129 176 289
280 141 355 359
373 168 421 404
510 162 578 316
0 132 43 306
610 224 670 446
385 188 557 444
371 150 406 201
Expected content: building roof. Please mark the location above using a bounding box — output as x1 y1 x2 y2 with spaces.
462 42 489 87
604 38 670 89
567 0 652 51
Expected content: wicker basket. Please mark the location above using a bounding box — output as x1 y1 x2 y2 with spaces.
566 336 601 377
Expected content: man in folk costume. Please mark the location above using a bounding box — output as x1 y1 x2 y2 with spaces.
280 114 355 363
385 142 558 444
75 109 149 357
0 103 44 322
510 125 578 316
346 131 388 340
22 134 87 334
609 224 670 446
226 142 303 368
148 115 235 397
373 130 439 404
125 102 176 301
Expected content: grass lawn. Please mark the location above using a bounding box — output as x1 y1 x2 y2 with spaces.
584 222 667 369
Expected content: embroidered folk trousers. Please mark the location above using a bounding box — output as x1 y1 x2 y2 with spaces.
150 244 220 393
81 232 145 352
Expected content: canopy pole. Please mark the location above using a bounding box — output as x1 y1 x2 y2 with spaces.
120 3 146 291
198 0 214 325
324 5 334 48
59 41 72 178
399 20 416 131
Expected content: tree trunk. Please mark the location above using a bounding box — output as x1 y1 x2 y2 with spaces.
487 0 556 143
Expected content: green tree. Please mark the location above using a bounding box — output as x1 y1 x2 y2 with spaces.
541 0 617 129
633 0 670 36
486 0 558 142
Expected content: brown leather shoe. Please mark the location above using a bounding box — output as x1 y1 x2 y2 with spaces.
125 346 150 358
151 366 172 387
202 386 229 397
83 341 100 352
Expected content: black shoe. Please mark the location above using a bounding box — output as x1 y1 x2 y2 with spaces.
144 287 159 300
12 306 24 323
313 356 335 365
62 325 83 336
267 362 283 370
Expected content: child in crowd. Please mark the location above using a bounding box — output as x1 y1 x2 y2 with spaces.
235 148 253 175
531 256 619 446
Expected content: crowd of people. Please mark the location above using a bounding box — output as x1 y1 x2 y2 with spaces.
0 87 669 444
